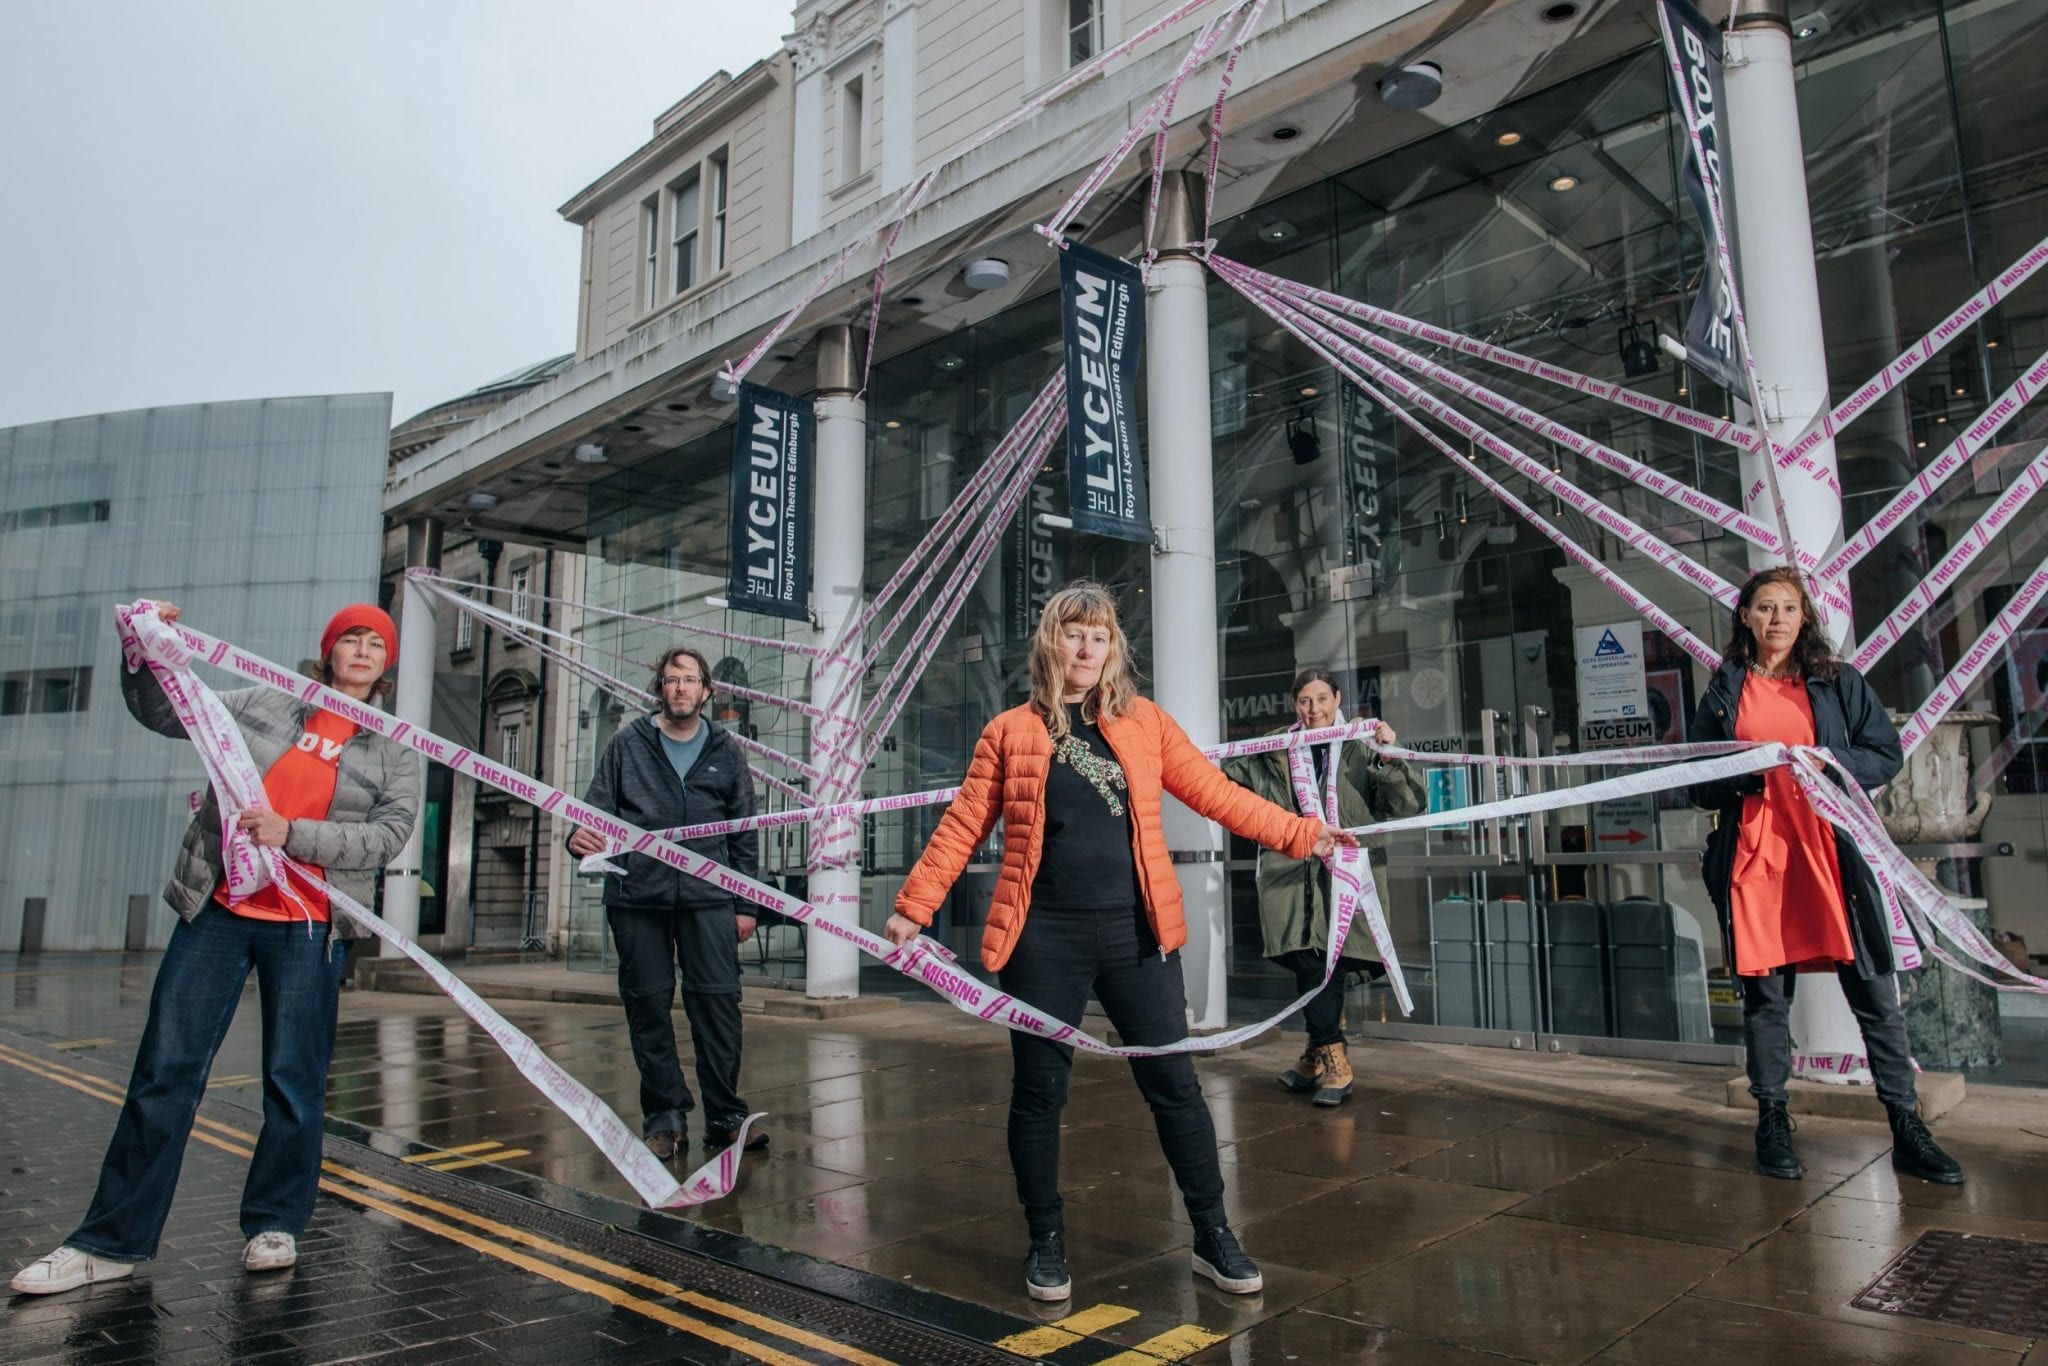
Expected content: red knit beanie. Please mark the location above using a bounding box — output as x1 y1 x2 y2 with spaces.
320 604 399 672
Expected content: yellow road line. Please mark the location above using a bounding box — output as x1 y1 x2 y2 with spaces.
207 1074 261 1087
1097 1324 1228 1363
50 1037 117 1050
995 1301 1142 1355
0 1041 891 1366
402 1140 503 1163
427 1149 530 1172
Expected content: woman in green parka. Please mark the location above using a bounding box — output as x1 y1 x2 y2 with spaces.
1224 667 1425 1104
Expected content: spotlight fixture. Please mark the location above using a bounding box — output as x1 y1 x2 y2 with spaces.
572 442 608 464
1378 61 1444 112
1257 220 1299 243
665 402 690 412
1495 130 1523 147
900 294 924 307
1299 385 1319 397
1790 11 1831 41
1912 411 1930 451
1457 491 1471 525
1268 124 1302 142
1541 2 1580 21
883 419 902 429
1618 318 1659 378
708 376 739 403
465 491 499 511
935 354 966 372
1950 350 1974 399
1548 174 1580 193
961 258 1010 292
1987 337 2001 349
1286 410 1323 465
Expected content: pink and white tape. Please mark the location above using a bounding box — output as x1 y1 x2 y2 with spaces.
1899 554 2048 755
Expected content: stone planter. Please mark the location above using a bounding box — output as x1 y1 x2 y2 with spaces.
1879 711 2001 1071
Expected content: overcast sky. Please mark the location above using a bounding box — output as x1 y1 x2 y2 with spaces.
0 3 792 431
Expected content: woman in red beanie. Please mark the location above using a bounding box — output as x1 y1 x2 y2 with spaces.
12 603 422 1295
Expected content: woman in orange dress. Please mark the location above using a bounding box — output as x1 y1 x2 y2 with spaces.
1691 568 1961 1185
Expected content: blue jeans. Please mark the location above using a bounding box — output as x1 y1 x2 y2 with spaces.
69 904 348 1261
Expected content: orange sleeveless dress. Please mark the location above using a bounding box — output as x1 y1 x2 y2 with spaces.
1729 674 1856 976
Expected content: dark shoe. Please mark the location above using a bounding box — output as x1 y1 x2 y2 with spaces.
705 1125 770 1153
1888 1104 1965 1185
1024 1230 1070 1302
646 1130 679 1161
1312 1041 1354 1108
1278 1044 1323 1094
1191 1226 1263 1294
1754 1101 1804 1180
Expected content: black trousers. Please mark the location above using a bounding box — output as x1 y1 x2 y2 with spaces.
1741 964 1917 1109
998 905 1227 1238
608 904 747 1136
1278 949 1346 1047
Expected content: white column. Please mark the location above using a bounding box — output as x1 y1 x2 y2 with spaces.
789 18 827 243
1723 0 1864 1081
1147 172 1229 1031
383 518 440 955
1723 0 1844 581
880 0 918 193
807 325 866 999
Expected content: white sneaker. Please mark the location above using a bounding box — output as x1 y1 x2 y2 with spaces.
242 1232 298 1272
10 1246 136 1295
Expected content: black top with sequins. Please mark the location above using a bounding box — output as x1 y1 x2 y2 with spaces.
1030 718 1140 909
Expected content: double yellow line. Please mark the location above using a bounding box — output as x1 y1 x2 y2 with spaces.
0 1042 886 1366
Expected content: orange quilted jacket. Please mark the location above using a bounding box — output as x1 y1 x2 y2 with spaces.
894 697 1324 970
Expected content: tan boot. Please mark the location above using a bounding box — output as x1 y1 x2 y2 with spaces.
1278 1043 1324 1094
1311 1042 1354 1107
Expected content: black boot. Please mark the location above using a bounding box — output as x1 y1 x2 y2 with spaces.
1191 1226 1263 1295
1754 1100 1804 1180
1888 1103 1965 1185
1023 1229 1070 1302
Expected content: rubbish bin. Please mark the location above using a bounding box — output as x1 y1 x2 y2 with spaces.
1544 898 1608 1037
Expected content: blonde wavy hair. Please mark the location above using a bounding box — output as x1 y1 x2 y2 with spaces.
1028 580 1139 741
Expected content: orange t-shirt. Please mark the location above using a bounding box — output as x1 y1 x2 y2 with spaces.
1729 675 1855 975
214 709 359 923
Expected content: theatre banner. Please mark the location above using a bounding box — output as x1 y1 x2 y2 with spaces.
1661 0 1741 394
1059 240 1151 543
726 383 813 622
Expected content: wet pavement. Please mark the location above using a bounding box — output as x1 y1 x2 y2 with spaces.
4 951 2048 1363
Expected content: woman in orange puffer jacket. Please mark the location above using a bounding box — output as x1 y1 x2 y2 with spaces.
887 581 1352 1304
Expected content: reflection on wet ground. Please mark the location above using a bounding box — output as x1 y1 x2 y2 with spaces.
5 950 2048 1363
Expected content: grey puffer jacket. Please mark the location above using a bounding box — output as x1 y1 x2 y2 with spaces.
123 658 424 938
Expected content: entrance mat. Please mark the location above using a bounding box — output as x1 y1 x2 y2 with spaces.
1852 1229 2048 1337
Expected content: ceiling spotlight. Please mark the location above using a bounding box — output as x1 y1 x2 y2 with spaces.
708 376 739 403
1791 11 1831 41
1378 61 1444 112
883 419 902 429
1496 130 1523 147
1269 124 1302 142
1618 318 1659 379
572 442 608 464
1299 385 1319 397
1549 174 1580 192
1287 410 1323 465
1987 337 2001 349
665 402 690 412
935 354 965 372
1257 220 1298 243
900 294 924 307
464 491 499 511
1541 2 1580 21
962 258 1010 292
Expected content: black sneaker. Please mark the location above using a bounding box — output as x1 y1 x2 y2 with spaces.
1888 1105 1965 1185
704 1125 770 1153
1024 1231 1070 1302
1754 1101 1803 1180
1191 1226 1263 1294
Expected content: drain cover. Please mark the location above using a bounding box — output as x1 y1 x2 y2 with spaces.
1852 1229 2048 1338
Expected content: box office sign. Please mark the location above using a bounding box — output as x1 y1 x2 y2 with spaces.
1059 240 1151 543
726 383 814 623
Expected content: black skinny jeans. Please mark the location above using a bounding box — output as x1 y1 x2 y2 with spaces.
999 905 1227 1237
1742 964 1917 1109
1278 949 1346 1048
608 905 748 1136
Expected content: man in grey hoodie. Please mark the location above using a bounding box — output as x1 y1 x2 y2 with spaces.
567 645 763 1159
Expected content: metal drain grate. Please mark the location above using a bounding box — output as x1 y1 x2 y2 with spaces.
1852 1229 2048 1338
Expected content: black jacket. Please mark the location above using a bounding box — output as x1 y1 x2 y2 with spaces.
575 715 759 912
1689 658 1904 979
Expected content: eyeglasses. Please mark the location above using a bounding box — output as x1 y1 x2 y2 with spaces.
660 676 705 690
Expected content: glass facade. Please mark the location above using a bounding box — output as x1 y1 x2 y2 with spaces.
0 395 390 951
568 0 2048 1070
